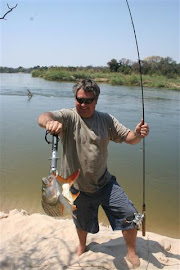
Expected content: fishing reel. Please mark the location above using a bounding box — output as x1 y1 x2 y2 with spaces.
124 212 145 230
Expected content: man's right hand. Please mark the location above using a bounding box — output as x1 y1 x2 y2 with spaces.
46 120 62 135
38 112 62 136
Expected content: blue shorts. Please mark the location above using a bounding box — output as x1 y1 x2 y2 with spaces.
72 176 138 233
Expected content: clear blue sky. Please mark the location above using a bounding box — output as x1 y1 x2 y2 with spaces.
0 0 179 68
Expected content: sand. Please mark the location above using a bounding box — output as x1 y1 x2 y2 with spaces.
0 209 179 270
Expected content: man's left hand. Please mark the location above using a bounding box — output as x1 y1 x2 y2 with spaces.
135 119 149 138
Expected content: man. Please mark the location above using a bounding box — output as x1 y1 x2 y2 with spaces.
38 79 149 268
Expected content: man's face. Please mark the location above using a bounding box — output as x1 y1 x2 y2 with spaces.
75 88 97 118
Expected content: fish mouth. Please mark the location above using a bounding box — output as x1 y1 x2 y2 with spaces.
42 177 48 185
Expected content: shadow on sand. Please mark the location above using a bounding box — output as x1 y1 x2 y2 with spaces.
86 236 180 269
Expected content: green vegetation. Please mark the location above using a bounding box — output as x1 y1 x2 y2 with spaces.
0 65 47 74
0 56 179 90
31 66 180 91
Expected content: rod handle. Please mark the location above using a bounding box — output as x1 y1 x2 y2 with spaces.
142 203 146 236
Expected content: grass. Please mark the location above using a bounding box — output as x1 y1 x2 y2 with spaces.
31 68 180 90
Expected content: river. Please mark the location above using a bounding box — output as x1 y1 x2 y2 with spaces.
0 73 179 238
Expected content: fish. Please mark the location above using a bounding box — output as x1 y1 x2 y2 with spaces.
41 169 80 217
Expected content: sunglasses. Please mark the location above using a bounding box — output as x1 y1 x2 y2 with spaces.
76 97 95 104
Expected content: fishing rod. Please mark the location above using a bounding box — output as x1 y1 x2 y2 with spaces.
125 0 146 236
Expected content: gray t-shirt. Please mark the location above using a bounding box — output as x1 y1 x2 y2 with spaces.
51 108 130 193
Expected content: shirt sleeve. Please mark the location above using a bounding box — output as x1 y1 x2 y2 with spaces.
50 109 75 139
109 115 130 143
50 110 64 122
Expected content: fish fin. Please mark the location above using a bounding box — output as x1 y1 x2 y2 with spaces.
70 192 80 201
68 169 80 187
55 169 80 185
60 204 64 216
52 172 67 183
72 205 77 219
72 213 77 219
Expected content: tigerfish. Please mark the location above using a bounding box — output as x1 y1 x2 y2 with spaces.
41 169 80 217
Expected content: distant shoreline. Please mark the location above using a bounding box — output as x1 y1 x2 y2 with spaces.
31 69 180 91
0 70 179 90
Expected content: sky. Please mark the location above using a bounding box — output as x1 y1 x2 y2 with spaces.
0 0 179 68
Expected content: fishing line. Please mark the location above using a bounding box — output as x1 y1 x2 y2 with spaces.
125 0 146 236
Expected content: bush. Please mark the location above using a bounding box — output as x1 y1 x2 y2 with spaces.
30 67 180 90
31 69 45 77
110 77 124 85
127 75 140 86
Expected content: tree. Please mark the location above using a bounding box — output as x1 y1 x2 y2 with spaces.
143 56 163 63
107 59 119 72
118 58 133 74
0 3 18 20
143 56 180 77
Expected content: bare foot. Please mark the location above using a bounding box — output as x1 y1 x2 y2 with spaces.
126 253 140 269
76 245 86 256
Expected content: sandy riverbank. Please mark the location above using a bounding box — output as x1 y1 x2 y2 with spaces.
0 209 179 270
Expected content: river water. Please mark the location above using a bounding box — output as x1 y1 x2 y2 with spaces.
0 73 179 238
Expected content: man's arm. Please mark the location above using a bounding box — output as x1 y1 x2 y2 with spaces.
38 112 62 135
125 119 149 145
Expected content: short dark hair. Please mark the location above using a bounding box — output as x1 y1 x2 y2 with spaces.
72 79 100 99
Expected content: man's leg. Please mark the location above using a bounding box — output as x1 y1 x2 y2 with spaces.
72 189 99 256
76 228 88 256
101 179 140 267
122 228 140 268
